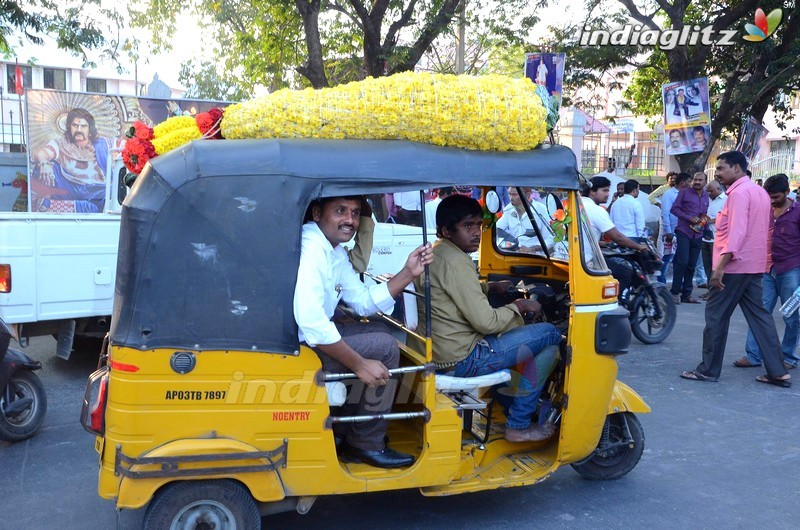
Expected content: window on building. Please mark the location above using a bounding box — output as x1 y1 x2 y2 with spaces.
6 64 32 93
86 78 107 94
43 68 66 90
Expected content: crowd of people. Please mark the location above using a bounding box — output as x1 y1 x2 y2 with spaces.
605 152 798 386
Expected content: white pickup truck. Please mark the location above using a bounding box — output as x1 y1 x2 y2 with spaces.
0 192 425 359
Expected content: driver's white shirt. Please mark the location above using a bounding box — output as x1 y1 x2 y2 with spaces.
582 196 615 242
294 222 394 346
496 202 554 247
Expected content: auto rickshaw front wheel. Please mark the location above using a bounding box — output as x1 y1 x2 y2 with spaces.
571 412 644 480
143 479 261 530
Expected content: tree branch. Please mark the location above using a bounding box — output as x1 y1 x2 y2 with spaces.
384 0 419 51
388 0 462 74
617 0 662 32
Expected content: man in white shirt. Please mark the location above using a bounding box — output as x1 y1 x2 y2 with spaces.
582 176 648 302
294 195 432 468
393 190 422 226
609 179 646 238
496 187 554 252
699 180 727 299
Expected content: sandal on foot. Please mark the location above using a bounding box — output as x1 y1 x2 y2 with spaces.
681 296 702 304
755 374 791 388
680 370 718 382
733 357 762 368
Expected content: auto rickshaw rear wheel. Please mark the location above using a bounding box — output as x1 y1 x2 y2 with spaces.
570 412 644 480
143 479 261 530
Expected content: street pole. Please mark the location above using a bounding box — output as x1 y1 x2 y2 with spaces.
455 0 466 75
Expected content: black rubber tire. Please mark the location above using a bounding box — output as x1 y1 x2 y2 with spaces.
571 412 644 480
630 289 676 344
0 370 47 441
143 479 260 530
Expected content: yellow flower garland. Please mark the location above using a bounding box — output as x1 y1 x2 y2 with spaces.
137 73 549 160
153 116 198 138
222 72 548 151
151 124 203 155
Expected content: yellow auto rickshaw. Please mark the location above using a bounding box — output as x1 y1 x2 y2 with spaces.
81 138 649 528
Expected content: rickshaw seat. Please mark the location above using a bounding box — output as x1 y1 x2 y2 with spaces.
435 369 511 444
434 370 511 392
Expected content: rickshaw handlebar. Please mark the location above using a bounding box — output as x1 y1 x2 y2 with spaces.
323 363 435 382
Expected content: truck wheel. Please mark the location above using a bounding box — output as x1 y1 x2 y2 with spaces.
143 479 260 530
0 370 47 441
571 412 644 480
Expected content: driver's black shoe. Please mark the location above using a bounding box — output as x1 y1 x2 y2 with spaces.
342 444 415 468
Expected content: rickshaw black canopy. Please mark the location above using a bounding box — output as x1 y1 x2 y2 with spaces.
110 139 580 354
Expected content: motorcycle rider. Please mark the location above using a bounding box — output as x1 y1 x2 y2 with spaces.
582 176 649 304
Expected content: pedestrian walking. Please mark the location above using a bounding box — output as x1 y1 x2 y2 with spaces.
681 151 791 387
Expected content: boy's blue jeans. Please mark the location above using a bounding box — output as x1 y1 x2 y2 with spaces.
452 323 561 430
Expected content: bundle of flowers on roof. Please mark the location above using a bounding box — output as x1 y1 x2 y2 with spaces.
121 73 551 184
222 72 548 151
122 108 225 183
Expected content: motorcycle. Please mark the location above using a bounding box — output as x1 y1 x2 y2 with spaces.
0 319 47 441
603 241 676 344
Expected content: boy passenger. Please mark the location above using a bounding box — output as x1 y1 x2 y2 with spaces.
415 194 562 442
294 195 433 468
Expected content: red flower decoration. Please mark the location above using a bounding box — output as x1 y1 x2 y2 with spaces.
133 121 154 140
195 108 225 139
122 137 157 174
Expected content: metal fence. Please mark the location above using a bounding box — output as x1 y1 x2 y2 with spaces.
575 131 667 189
750 147 798 179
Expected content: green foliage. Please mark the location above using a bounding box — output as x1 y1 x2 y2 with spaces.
130 0 542 91
543 0 800 172
178 60 249 101
1 1 120 67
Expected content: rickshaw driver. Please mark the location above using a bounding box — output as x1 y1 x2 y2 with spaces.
416 194 562 442
582 176 648 301
294 195 433 469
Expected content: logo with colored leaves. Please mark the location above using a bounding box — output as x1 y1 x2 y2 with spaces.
743 8 783 41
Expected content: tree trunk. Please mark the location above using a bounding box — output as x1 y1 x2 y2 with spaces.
295 0 328 88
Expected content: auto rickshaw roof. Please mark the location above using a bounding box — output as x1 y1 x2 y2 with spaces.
111 139 580 354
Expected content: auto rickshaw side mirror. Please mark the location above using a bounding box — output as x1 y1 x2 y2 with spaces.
485 190 501 214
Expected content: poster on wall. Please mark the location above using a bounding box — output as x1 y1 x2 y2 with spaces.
24 90 229 213
524 52 566 106
735 116 768 160
661 77 711 156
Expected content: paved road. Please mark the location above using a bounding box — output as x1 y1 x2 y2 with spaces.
2 295 798 529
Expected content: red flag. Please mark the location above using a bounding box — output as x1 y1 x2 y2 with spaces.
14 63 24 95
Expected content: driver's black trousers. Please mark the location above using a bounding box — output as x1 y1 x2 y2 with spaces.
313 321 399 451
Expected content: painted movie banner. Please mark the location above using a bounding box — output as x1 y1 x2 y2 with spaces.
662 78 711 156
24 90 229 213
